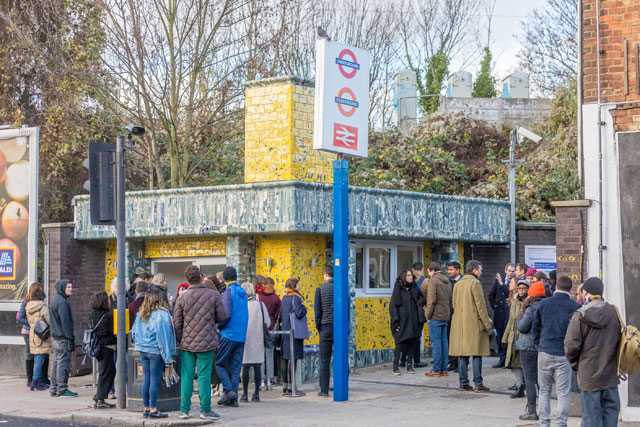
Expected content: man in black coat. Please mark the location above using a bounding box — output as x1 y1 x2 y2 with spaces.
314 265 334 397
49 279 77 397
488 263 515 368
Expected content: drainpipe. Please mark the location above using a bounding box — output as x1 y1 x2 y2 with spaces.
577 0 584 185
596 0 604 279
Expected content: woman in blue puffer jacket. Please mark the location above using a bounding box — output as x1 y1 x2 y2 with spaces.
131 289 176 419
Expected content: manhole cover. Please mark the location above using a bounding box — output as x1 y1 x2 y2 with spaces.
441 393 489 400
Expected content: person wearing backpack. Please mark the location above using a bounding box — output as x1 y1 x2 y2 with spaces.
49 279 76 397
565 277 622 427
89 292 116 409
26 285 52 391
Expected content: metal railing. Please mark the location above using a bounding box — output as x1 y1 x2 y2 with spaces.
269 329 303 397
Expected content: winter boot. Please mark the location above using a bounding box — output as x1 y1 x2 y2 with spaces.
25 359 34 387
510 384 525 398
406 362 415 374
393 365 401 376
519 403 539 421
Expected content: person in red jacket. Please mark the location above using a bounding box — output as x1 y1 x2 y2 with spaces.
255 275 280 390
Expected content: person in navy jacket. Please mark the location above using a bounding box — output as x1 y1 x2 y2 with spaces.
488 263 515 368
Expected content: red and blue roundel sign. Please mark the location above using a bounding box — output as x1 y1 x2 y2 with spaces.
336 49 360 79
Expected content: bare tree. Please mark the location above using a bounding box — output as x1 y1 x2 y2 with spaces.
517 0 577 95
98 0 247 189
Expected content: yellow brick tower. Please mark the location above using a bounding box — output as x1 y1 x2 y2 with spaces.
244 76 336 184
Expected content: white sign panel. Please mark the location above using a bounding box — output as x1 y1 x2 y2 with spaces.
313 39 371 158
525 245 557 274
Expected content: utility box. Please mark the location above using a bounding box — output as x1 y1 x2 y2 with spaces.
393 70 417 132
447 71 472 98
502 72 530 98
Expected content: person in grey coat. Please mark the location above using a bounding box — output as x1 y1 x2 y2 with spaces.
240 283 269 403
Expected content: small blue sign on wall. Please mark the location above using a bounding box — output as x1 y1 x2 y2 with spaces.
0 248 16 281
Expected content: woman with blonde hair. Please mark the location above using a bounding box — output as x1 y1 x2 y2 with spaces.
150 273 169 302
26 284 52 391
131 289 175 419
240 282 269 402
279 278 308 396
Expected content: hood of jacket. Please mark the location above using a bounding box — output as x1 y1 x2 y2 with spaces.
55 279 70 299
26 300 46 316
431 271 450 287
578 299 616 329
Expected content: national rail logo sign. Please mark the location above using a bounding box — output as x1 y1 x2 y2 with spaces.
314 39 371 158
0 247 16 280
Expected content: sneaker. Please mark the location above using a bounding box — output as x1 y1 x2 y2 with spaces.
260 380 265 391
149 411 168 418
178 412 190 419
393 365 401 376
224 398 239 407
407 365 415 374
399 361 406 368
143 410 150 418
58 390 78 397
251 393 260 402
217 390 237 406
240 394 249 403
317 392 329 397
266 379 274 391
200 411 221 420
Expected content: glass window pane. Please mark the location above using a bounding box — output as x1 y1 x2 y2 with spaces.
355 247 363 288
369 247 391 289
397 245 417 274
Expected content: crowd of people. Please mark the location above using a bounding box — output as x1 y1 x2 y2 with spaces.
16 264 337 420
390 259 623 426
16 257 623 425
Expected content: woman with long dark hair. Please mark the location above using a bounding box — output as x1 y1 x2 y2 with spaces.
131 290 175 419
390 270 425 375
89 291 117 409
280 278 308 396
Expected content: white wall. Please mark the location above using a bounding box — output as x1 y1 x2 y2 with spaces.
582 103 638 421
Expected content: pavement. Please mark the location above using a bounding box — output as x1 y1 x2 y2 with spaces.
0 357 639 427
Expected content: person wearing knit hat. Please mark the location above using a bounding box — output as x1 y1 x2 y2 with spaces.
525 268 537 282
502 279 530 399
565 277 622 426
516 279 548 421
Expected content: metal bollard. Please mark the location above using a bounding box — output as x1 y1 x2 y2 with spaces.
269 330 303 398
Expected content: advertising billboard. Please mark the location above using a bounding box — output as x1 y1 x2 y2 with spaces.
313 39 371 158
0 127 39 302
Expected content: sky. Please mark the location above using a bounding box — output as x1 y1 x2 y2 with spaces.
449 0 548 81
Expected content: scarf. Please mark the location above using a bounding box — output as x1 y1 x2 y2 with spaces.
285 288 303 300
583 294 603 306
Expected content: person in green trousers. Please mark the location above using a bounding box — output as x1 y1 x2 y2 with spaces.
173 265 226 420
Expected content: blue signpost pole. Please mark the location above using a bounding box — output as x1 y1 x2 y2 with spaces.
333 158 349 402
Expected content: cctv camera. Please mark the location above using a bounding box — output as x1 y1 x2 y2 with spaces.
125 124 145 137
516 127 542 144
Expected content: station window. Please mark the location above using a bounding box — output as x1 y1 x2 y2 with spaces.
355 241 422 296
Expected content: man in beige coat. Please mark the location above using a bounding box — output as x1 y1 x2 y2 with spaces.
449 260 492 392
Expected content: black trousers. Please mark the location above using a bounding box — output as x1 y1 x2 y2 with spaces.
394 339 414 367
242 363 261 396
495 325 507 362
319 324 333 394
520 350 538 405
97 347 116 400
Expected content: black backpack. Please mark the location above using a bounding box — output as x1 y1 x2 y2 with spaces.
82 313 107 364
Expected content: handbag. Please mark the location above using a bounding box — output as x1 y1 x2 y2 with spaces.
289 312 310 340
33 306 50 342
258 302 272 347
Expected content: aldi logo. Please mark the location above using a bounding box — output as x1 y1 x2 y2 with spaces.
0 248 16 280
333 123 358 150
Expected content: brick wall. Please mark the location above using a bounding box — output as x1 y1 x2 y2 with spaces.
44 223 106 375
583 0 640 130
516 227 557 262
552 201 591 290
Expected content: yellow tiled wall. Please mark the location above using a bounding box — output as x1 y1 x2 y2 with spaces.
105 240 116 294
255 233 327 345
144 237 225 258
355 297 394 351
458 242 465 268
244 80 336 184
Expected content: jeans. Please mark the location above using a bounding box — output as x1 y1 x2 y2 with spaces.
428 320 449 373
96 347 116 400
140 352 164 409
215 338 244 396
319 324 333 394
23 334 34 361
51 339 72 395
520 350 538 405
242 364 262 396
260 343 275 380
180 350 213 413
538 352 572 427
458 356 483 387
33 354 46 381
581 387 620 427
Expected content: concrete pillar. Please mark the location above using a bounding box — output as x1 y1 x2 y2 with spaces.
393 70 417 132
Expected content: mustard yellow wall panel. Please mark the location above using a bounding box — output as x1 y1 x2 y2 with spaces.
105 240 116 295
255 234 326 346
355 297 395 351
458 242 465 268
144 237 225 259
423 241 432 267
